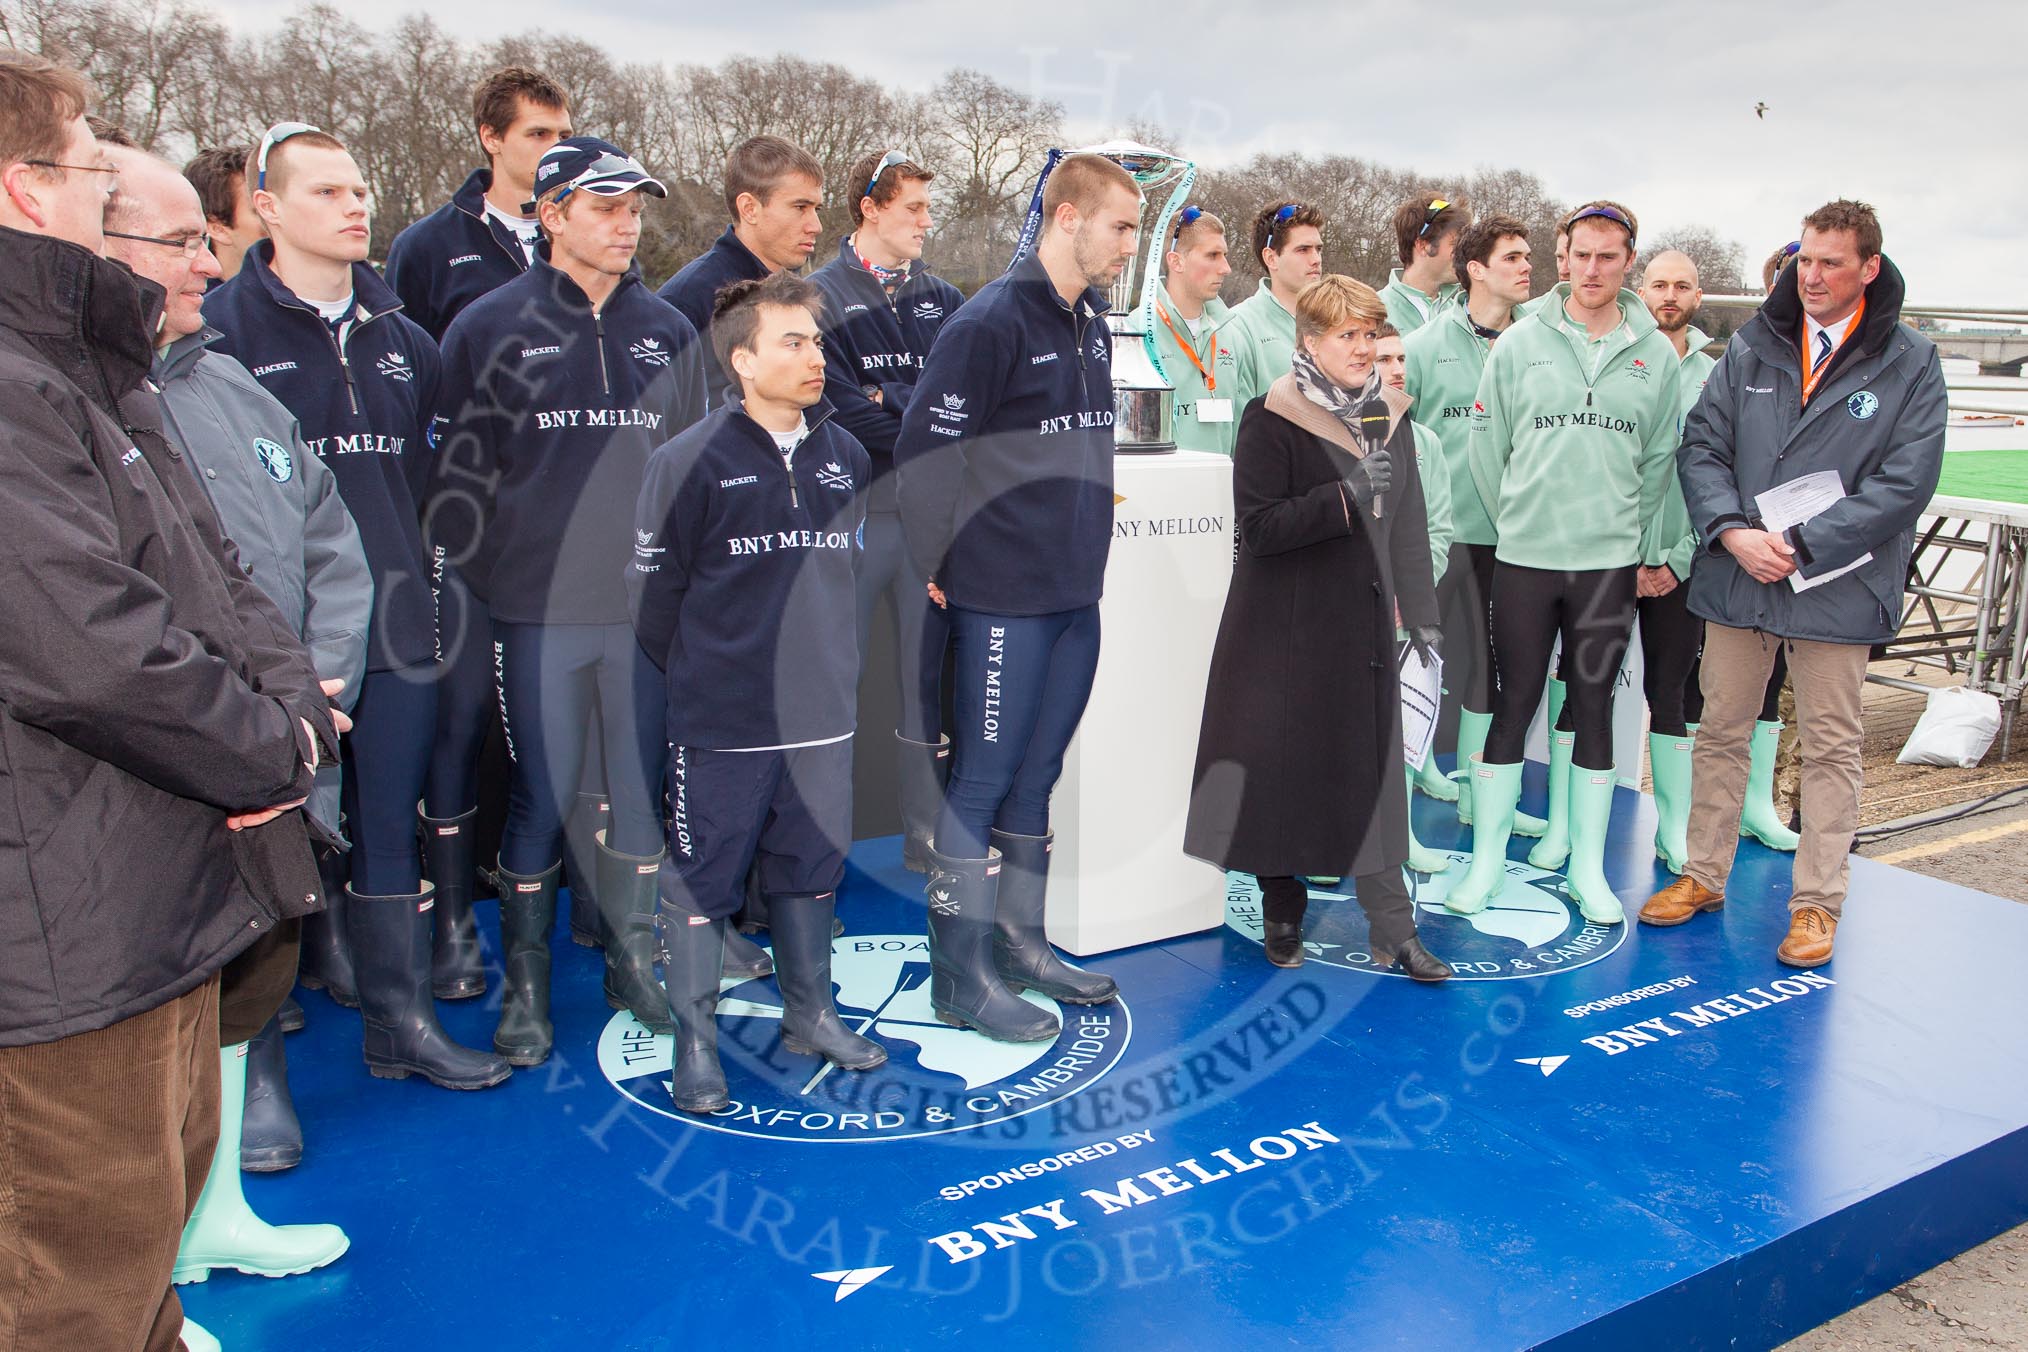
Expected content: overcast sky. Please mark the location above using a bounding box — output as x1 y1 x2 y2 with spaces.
218 0 2025 305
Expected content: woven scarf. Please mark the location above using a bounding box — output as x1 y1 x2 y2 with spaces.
1291 346 1389 454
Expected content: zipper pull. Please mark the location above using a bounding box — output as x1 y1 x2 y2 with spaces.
1586 389 1593 407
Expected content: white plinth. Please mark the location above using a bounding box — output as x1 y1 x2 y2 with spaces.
1047 450 1233 955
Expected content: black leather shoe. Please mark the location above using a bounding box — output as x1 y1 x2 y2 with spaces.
1374 934 1452 983
1262 921 1305 968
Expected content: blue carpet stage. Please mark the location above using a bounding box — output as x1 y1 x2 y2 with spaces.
187 770 2028 1351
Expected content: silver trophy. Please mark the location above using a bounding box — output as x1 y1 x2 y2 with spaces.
1076 140 1196 454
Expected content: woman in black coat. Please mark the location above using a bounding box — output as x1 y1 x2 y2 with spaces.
1183 275 1450 980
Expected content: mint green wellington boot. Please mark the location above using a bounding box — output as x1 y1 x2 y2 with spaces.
1405 777 1451 874
1527 729 1576 870
1740 720 1801 851
1565 767 1625 925
174 1043 350 1284
1445 758 1524 914
1413 696 1460 802
1649 731 1696 873
1414 750 1460 802
1544 676 1567 732
1454 710 1548 837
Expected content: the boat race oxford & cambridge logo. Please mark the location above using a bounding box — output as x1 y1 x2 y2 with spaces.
597 934 1130 1142
1225 857 1627 980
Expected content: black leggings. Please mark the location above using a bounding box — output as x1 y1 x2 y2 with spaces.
1633 585 1786 737
1489 563 1636 771
1437 542 1499 713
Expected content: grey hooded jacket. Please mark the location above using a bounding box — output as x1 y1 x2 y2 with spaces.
1679 255 1946 645
155 326 372 831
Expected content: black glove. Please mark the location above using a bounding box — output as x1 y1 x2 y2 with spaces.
1343 447 1393 514
1406 625 1442 665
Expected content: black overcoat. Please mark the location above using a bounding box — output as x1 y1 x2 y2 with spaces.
1183 376 1439 879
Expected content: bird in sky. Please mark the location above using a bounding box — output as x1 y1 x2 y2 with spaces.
1755 101 1769 119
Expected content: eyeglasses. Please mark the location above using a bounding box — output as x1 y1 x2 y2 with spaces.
1169 203 1205 243
863 149 915 201
1780 240 1801 259
1267 202 1305 251
1567 204 1635 241
1414 198 1450 241
105 229 214 259
255 121 322 192
25 159 119 197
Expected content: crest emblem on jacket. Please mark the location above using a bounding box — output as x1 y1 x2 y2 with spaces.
942 394 966 412
253 437 293 483
913 300 944 321
376 351 413 382
630 337 671 368
1847 390 1879 420
816 461 854 492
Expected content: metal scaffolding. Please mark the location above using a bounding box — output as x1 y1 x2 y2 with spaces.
1875 494 2028 754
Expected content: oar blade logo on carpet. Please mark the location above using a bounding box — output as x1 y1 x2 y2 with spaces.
598 935 1130 1142
1224 859 1627 980
1515 1055 1569 1077
809 1265 892 1302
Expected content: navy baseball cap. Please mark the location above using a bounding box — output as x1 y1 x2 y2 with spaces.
523 136 667 213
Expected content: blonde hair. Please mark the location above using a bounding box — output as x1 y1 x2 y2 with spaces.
1294 275 1386 341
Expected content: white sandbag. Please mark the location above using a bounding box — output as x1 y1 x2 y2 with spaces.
1896 686 2003 768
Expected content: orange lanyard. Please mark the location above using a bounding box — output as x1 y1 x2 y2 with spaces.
1157 304 1215 391
1799 295 1864 406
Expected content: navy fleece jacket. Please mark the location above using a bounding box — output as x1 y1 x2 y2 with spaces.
428 250 707 625
808 236 962 509
629 400 870 748
894 250 1116 616
383 168 532 341
202 242 439 672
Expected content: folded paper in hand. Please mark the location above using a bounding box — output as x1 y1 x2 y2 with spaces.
1754 471 1871 592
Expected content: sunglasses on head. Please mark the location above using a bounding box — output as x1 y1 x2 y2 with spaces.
1267 202 1306 251
864 149 915 201
255 121 322 192
1169 203 1206 243
1568 204 1634 239
1414 198 1450 241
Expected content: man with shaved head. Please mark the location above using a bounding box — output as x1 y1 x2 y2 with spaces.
1636 249 1798 877
102 144 366 1286
1633 249 1715 873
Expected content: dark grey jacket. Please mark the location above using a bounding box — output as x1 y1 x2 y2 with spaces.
0 226 335 1046
156 327 372 832
1680 256 1946 644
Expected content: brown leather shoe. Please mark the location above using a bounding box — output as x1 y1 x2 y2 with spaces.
1638 876 1725 927
1777 905 1837 968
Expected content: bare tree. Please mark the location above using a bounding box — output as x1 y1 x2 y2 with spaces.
922 68 1062 291
2 0 229 150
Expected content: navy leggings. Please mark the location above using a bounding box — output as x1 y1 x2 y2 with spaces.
342 666 437 896
1488 563 1636 771
424 558 610 824
855 511 949 743
935 605 1101 861
494 621 665 874
424 560 490 818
